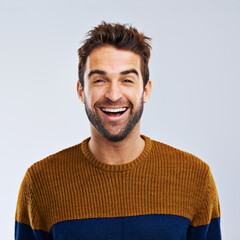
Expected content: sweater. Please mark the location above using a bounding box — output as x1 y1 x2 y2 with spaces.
15 135 221 239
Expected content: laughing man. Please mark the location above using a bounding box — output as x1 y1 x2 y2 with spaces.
15 22 221 240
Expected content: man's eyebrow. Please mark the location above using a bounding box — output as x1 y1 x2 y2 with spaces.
120 69 139 76
88 69 139 78
88 70 106 78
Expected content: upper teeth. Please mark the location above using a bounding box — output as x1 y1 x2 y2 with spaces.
102 107 127 113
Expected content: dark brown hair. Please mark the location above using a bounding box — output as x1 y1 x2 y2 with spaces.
78 21 152 89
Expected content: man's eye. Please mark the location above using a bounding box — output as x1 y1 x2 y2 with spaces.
123 79 133 83
94 79 104 83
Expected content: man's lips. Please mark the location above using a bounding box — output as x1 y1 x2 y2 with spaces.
99 107 129 120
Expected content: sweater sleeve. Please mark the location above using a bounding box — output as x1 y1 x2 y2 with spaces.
187 167 221 240
15 170 52 240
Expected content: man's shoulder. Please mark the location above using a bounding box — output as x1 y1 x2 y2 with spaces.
26 141 84 178
150 138 211 175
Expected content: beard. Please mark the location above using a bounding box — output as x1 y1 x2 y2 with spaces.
84 96 144 142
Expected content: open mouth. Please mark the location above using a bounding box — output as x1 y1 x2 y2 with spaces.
100 107 128 117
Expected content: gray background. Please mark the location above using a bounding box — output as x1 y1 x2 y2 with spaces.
1 0 239 239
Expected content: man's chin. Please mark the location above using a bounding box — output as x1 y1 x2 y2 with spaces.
104 135 126 142
101 131 128 142
96 127 129 142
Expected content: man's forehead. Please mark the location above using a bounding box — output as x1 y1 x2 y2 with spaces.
85 46 141 74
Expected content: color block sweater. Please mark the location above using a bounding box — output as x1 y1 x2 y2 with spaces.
15 135 221 239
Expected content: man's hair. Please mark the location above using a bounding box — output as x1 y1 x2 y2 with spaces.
78 21 152 89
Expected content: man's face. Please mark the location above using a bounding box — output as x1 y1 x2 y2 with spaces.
77 45 151 142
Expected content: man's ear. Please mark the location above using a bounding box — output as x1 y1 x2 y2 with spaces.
77 80 85 103
143 80 152 103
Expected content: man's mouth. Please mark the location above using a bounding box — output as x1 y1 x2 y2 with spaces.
100 107 128 117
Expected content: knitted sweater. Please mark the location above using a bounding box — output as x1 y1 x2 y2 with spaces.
15 135 221 239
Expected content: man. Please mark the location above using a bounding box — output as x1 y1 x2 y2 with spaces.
15 22 221 239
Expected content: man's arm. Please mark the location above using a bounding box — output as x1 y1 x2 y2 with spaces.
15 170 52 240
187 167 221 239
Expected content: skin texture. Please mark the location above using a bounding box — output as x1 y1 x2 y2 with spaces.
77 45 152 165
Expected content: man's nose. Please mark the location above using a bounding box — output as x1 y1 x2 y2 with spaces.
104 82 123 102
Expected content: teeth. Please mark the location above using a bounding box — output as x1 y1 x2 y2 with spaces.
101 107 127 113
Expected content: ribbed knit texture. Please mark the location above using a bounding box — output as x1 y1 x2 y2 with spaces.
15 135 220 234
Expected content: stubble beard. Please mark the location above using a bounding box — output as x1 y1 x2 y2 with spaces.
84 96 144 142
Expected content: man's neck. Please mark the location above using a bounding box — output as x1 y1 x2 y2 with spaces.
88 127 145 165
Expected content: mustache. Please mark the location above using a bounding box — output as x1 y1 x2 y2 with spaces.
94 98 133 108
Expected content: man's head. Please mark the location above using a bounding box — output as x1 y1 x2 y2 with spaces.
77 22 152 142
78 21 151 89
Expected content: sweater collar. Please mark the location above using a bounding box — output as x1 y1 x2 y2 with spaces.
81 135 152 172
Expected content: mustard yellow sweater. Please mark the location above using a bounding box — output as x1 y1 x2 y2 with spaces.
15 135 221 239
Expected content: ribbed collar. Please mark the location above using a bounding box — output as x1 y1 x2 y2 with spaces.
81 135 152 172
